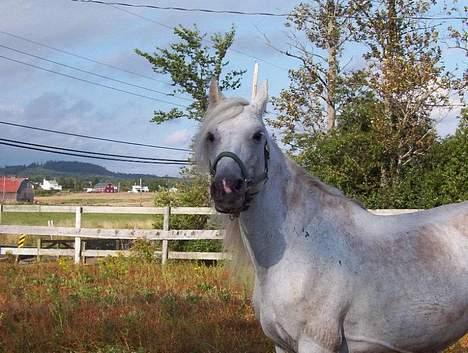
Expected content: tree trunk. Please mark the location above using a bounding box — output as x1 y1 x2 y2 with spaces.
326 0 338 130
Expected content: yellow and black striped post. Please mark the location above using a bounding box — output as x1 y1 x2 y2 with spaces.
18 234 26 248
16 234 26 263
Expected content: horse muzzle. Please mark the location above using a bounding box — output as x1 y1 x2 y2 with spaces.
210 175 248 214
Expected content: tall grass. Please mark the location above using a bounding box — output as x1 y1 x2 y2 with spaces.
0 260 466 353
0 260 271 353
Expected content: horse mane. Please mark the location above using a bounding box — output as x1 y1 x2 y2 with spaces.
286 158 366 210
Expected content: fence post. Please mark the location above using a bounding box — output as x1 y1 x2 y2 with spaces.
0 204 3 224
161 206 171 265
36 238 41 262
74 206 82 264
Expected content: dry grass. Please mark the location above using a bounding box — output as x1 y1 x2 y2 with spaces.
0 260 466 353
0 260 271 353
36 192 157 207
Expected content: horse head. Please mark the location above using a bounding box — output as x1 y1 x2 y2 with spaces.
195 79 270 215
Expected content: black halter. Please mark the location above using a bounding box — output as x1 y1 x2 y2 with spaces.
209 141 270 196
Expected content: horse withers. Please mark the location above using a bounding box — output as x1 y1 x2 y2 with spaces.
194 79 468 353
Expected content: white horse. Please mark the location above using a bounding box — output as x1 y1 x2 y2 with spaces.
194 80 468 353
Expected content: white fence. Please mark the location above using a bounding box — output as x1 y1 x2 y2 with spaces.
0 204 419 264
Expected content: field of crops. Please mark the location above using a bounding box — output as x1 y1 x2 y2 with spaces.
0 259 466 353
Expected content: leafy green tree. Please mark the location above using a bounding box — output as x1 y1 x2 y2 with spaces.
135 25 245 123
394 111 467 208
351 0 463 179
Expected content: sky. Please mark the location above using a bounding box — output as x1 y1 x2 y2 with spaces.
0 0 465 177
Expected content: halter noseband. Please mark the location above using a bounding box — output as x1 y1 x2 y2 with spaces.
209 141 270 197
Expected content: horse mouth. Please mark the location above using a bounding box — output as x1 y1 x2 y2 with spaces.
213 198 246 214
210 180 251 214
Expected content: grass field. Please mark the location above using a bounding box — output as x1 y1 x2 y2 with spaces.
35 192 157 207
0 260 466 353
0 260 271 353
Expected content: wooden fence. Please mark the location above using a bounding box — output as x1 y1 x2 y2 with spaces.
0 204 419 264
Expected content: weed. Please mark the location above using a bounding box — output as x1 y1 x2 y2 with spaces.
129 239 158 262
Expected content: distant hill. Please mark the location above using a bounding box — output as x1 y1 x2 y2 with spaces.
0 161 172 180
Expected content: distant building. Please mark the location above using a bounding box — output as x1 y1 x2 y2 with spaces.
93 182 118 193
130 185 149 193
40 178 62 191
0 176 34 202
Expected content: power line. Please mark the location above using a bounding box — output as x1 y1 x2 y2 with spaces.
73 0 468 20
73 0 288 17
0 138 189 163
0 29 166 84
0 141 189 165
0 43 192 103
108 4 289 71
0 54 189 107
0 121 191 152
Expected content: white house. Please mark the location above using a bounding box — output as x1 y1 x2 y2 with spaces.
40 178 62 191
129 179 150 193
130 185 150 193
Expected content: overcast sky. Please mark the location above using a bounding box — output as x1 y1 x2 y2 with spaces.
0 0 465 176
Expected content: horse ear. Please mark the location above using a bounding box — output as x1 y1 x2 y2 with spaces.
208 78 223 107
253 80 268 116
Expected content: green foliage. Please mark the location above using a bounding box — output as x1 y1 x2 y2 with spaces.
135 25 246 123
392 117 468 208
154 177 222 252
295 111 467 208
271 1 466 208
129 239 159 263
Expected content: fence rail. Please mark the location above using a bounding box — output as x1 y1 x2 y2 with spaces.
0 205 420 264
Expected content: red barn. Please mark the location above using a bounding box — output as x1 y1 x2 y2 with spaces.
94 182 118 193
0 176 34 202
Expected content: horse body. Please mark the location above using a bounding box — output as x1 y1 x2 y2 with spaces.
196 80 468 353
243 154 468 353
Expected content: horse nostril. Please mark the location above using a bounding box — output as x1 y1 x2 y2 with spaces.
234 178 244 191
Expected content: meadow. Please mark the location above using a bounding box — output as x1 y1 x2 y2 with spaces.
1 193 466 352
0 259 466 353
0 259 271 353
35 192 157 207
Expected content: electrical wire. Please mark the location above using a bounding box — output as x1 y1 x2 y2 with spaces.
0 121 191 152
73 0 289 17
0 29 166 83
0 138 189 163
0 44 192 102
0 141 189 165
108 4 289 71
0 54 189 107
73 0 468 20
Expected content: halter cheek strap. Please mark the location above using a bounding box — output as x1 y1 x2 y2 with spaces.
209 142 270 192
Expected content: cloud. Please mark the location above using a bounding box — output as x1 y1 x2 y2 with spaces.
163 129 192 146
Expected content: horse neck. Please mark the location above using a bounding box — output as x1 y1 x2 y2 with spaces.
238 144 292 272
238 144 363 274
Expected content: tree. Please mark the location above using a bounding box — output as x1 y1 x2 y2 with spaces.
135 25 246 124
270 0 359 142
351 0 463 179
393 110 467 208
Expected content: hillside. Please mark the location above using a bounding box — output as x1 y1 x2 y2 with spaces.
0 161 169 179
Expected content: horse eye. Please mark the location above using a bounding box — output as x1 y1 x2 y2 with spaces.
252 131 264 142
206 132 215 143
